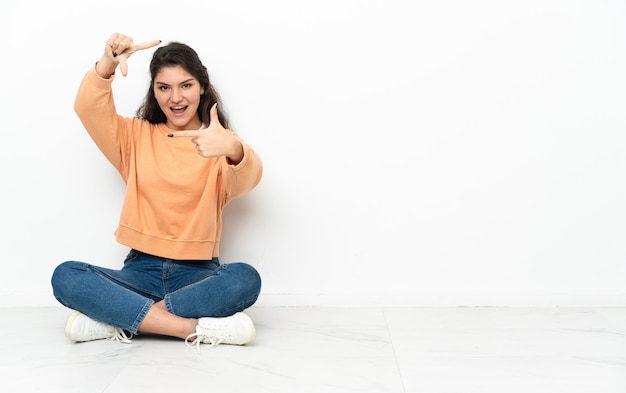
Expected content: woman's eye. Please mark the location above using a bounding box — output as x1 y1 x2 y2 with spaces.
159 86 169 91
182 83 192 89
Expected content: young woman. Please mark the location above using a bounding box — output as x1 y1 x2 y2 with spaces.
51 33 263 348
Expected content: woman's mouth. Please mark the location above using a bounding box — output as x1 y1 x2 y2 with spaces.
170 105 188 115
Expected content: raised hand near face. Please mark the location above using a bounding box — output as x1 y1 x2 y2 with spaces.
168 104 245 165
96 33 161 78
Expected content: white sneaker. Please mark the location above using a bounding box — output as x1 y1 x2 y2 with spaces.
64 311 132 344
185 312 256 348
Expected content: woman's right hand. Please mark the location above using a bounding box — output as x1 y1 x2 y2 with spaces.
96 33 161 78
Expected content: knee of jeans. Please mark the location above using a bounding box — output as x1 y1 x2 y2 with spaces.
228 263 262 295
51 261 84 298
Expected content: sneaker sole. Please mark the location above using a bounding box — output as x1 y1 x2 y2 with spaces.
236 312 256 345
64 310 83 341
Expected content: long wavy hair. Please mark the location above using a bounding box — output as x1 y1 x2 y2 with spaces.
136 42 230 129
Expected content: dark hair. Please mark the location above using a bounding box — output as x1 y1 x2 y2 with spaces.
136 42 230 129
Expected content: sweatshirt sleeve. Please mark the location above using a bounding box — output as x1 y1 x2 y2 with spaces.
223 133 263 201
73 65 130 179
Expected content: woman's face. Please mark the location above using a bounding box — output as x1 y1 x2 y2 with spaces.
153 65 205 131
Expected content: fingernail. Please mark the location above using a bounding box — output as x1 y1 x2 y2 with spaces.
167 133 173 137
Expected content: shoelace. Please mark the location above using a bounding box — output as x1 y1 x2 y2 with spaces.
185 332 223 350
109 329 133 344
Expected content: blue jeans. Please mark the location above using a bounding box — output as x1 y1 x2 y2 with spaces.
51 249 262 334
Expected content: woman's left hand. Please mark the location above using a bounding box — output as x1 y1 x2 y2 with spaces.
168 104 244 164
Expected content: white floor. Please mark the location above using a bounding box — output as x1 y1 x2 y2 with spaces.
0 306 625 393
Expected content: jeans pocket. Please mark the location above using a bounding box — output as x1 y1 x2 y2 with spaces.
123 249 140 265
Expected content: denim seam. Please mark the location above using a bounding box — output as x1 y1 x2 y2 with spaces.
131 299 154 334
164 294 174 314
91 265 162 300
219 293 260 317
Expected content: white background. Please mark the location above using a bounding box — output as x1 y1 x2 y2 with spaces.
1 0 625 307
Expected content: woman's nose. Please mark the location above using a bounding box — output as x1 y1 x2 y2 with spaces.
171 89 183 103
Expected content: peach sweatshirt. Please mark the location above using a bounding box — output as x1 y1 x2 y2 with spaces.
74 66 263 260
